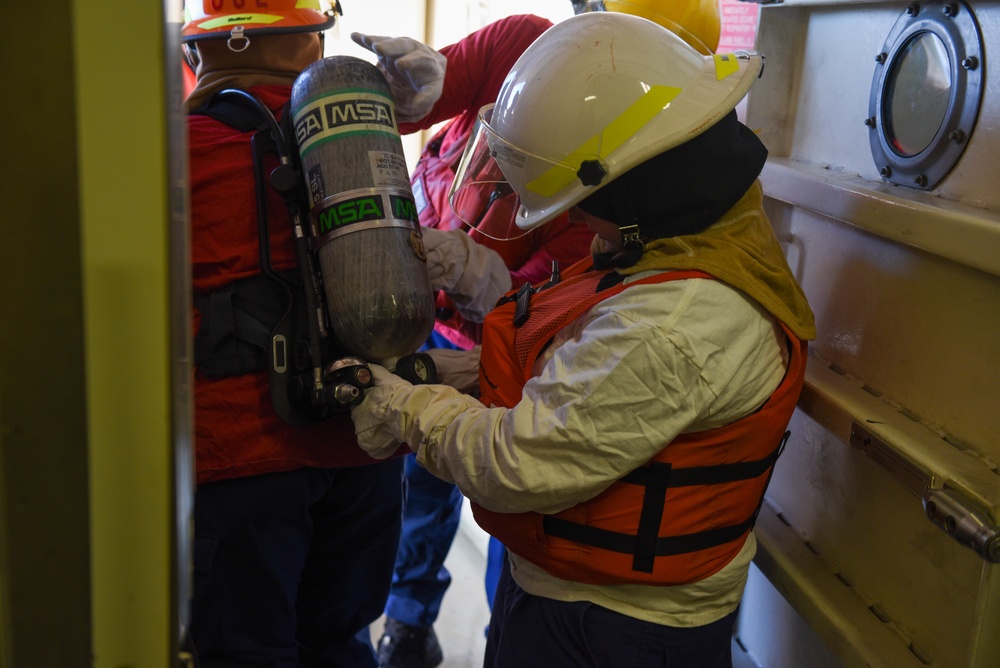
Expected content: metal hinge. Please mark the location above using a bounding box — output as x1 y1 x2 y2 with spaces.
850 421 1000 563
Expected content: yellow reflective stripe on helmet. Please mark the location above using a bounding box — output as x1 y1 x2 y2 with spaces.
526 84 682 197
714 53 740 81
296 0 324 8
198 14 285 30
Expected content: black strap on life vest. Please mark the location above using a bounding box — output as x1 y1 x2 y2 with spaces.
542 430 790 573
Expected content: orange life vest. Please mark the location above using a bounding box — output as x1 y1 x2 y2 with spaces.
474 260 807 586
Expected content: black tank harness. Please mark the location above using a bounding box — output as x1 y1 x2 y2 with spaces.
189 89 372 425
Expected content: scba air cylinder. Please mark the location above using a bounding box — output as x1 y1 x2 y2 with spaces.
290 56 435 367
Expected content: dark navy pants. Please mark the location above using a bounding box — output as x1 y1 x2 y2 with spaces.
189 461 404 667
485 553 739 668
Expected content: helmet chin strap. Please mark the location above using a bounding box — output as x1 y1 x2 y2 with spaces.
593 179 645 271
610 179 645 267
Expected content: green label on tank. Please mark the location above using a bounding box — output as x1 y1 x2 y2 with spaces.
390 194 419 224
293 91 399 156
317 194 385 233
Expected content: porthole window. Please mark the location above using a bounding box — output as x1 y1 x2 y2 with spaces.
886 32 950 156
867 0 984 190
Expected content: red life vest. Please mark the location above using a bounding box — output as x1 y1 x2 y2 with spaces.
474 260 807 586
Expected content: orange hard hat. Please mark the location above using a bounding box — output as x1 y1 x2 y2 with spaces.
182 0 341 43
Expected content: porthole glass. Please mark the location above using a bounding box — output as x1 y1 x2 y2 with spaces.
886 32 951 157
867 0 984 190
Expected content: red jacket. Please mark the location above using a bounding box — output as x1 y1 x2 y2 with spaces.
473 263 807 585
402 15 595 349
189 85 381 483
187 16 593 482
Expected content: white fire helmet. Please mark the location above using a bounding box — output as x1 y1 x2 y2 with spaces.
449 12 764 240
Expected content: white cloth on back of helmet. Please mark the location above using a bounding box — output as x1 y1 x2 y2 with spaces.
351 32 446 123
421 227 512 323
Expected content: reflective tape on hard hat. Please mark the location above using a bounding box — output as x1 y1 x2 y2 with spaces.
197 14 285 30
526 84 682 197
714 53 740 81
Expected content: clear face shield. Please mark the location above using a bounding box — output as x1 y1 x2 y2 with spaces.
449 104 593 240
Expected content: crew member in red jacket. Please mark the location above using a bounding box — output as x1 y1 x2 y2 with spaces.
182 2 449 665
353 15 595 668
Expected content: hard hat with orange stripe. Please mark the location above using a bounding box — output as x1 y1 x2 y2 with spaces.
182 0 342 44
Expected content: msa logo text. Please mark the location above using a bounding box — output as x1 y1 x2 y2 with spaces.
317 195 384 234
295 98 394 146
389 195 418 224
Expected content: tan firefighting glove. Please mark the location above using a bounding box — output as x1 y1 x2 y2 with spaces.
351 364 482 459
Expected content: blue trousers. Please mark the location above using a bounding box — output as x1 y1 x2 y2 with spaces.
384 453 463 626
189 461 404 667
485 552 739 667
385 453 506 626
387 332 503 627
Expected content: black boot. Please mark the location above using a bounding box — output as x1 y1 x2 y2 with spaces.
376 617 444 668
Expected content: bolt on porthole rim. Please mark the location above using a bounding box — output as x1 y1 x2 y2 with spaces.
866 0 984 191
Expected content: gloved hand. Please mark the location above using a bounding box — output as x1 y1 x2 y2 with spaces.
421 227 512 322
351 32 446 123
425 346 481 395
351 364 413 459
351 363 484 459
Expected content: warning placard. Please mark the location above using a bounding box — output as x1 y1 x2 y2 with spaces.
718 0 760 52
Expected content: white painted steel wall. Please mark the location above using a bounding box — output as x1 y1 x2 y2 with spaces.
737 1 1000 667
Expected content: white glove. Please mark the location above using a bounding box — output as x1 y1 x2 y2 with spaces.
351 32 446 123
426 346 481 395
351 363 483 459
351 364 413 459
421 227 512 322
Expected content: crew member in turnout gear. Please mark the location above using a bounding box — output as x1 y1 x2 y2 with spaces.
182 1 449 664
350 12 816 668
352 15 595 668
